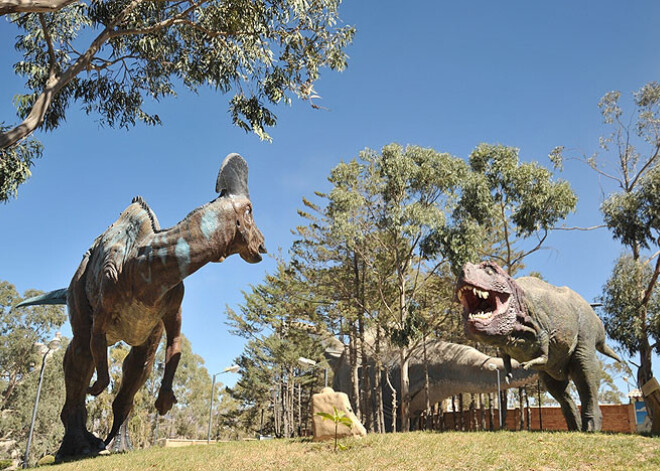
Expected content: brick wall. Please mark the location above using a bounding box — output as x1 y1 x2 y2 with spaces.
423 403 636 433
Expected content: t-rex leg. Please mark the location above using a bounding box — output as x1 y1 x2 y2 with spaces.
570 349 602 432
156 286 183 415
57 334 106 461
539 371 581 431
105 323 164 446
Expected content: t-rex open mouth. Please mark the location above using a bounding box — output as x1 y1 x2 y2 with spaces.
457 283 510 322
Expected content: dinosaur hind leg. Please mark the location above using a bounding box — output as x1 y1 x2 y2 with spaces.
570 348 602 432
539 371 581 431
57 335 106 462
105 323 163 446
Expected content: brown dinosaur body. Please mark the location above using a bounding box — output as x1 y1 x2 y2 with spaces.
456 261 620 432
17 154 265 460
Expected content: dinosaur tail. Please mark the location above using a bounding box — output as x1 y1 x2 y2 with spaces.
597 342 622 363
15 288 68 308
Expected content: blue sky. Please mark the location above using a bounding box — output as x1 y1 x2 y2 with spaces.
1 1 660 391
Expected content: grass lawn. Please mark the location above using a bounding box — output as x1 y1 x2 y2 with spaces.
47 431 660 471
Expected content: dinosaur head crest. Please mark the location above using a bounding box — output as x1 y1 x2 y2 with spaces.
456 261 519 341
216 153 250 198
213 153 266 263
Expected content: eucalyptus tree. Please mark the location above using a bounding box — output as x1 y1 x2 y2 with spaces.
227 261 327 437
548 81 660 426
0 0 354 202
0 281 66 463
316 144 472 432
0 281 66 408
453 143 577 275
0 341 67 465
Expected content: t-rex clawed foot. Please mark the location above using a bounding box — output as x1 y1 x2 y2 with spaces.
155 388 177 415
54 429 108 463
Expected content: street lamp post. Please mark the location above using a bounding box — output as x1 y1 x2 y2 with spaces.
487 363 503 430
207 365 239 444
24 332 61 469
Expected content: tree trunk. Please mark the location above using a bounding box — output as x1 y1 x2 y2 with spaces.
518 388 525 431
374 328 385 433
488 393 494 431
359 314 373 431
423 336 431 431
349 320 361 421
385 367 397 432
469 394 476 431
458 394 464 431
524 388 531 431
399 347 410 432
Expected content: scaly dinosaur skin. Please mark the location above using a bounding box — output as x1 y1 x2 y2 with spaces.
456 261 620 432
17 154 265 461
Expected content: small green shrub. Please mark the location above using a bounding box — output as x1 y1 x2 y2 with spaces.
315 406 353 452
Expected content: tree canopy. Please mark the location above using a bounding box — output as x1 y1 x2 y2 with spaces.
0 0 354 202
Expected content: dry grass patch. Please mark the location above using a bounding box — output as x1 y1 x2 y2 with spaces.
46 431 660 471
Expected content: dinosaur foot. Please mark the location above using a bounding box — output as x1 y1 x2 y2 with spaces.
54 430 108 463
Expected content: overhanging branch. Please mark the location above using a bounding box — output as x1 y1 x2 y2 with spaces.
0 0 76 15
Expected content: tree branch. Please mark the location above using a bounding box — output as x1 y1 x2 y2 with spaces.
639 237 660 309
551 224 606 231
38 13 57 79
108 0 209 39
0 0 76 15
0 0 145 150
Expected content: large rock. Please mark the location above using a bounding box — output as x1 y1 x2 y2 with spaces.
311 387 367 441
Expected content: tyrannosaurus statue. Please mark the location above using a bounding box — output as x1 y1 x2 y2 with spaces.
456 261 621 432
17 153 266 461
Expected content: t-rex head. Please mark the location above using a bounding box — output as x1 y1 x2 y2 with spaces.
216 153 267 264
456 261 522 342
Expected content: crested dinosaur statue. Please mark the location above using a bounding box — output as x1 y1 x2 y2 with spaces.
456 261 621 432
17 153 266 461
326 336 537 429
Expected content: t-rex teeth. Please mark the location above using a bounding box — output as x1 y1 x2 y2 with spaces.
469 311 493 320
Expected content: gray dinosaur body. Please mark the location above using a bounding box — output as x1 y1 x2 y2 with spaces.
457 261 621 431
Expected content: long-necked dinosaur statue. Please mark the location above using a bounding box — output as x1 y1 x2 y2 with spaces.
326 335 537 430
17 153 266 461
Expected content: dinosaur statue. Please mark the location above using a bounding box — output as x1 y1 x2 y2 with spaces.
17 153 266 461
456 260 621 432
326 336 537 429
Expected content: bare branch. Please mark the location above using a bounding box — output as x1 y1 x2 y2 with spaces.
0 0 76 15
551 224 606 231
628 143 660 190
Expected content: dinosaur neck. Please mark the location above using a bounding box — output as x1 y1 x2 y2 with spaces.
135 197 237 298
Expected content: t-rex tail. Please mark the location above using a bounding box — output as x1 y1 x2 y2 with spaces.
15 288 68 308
597 342 622 363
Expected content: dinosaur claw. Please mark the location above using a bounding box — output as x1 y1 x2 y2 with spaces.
155 388 177 415
88 377 109 396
